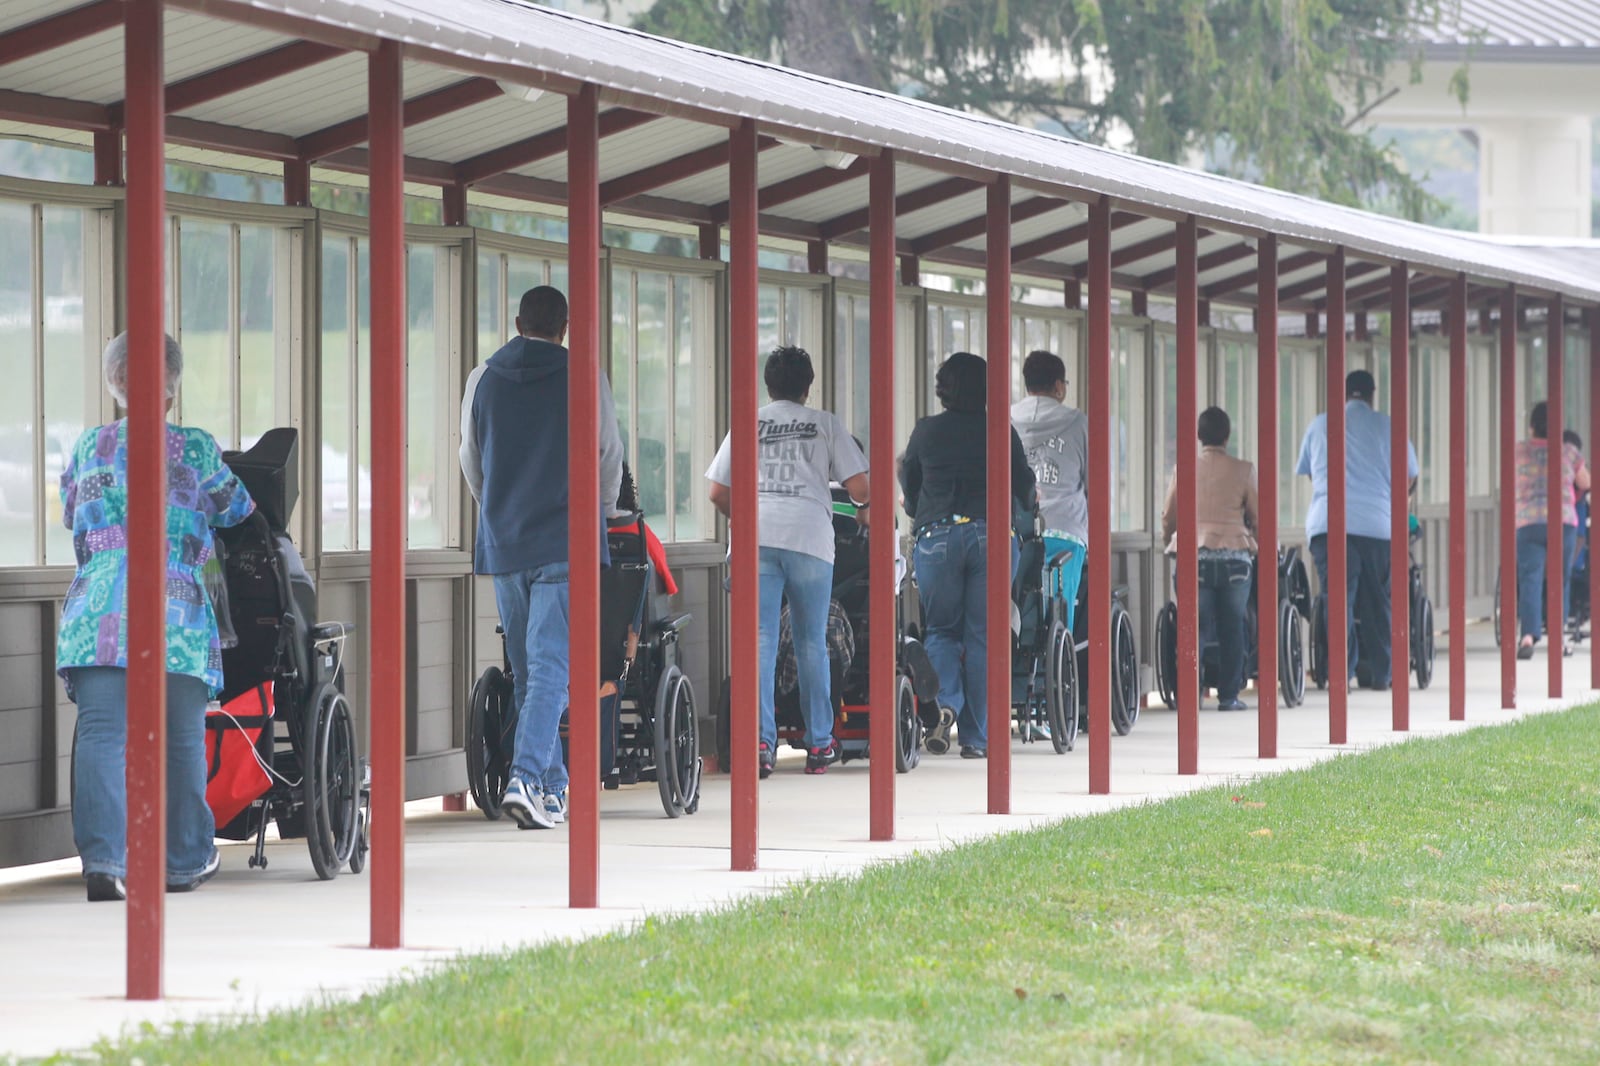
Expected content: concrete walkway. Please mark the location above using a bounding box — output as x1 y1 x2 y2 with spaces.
1 626 1593 1060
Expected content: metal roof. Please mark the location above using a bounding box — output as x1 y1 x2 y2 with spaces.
1 0 1597 310
1417 0 1600 58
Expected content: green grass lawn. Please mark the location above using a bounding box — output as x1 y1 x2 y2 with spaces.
94 708 1600 1065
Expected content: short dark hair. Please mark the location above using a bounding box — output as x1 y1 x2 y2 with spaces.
1531 401 1549 439
1022 350 1066 394
1564 429 1583 451
1346 369 1375 401
518 286 568 339
1198 406 1231 447
934 352 986 412
764 345 814 402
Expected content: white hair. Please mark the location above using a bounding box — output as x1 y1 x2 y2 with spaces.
102 331 183 407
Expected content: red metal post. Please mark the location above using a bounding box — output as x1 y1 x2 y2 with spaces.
1448 274 1468 720
567 84 602 907
94 127 122 186
728 120 760 870
1087 200 1112 794
367 39 406 949
1326 249 1348 744
867 150 896 841
124 0 166 1001
1499 288 1517 708
1175 217 1199 775
283 159 310 207
985 177 1012 813
1546 296 1564 698
1591 308 1600 693
1255 236 1279 759
442 181 467 227
1389 265 1410 731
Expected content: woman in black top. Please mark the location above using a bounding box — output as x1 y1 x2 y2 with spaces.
900 352 1034 758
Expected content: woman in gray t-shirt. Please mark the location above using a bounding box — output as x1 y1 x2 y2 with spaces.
706 347 869 777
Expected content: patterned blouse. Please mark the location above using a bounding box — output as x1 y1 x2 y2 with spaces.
56 421 255 696
1513 439 1582 529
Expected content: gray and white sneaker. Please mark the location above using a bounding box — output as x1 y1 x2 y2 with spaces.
503 777 555 830
925 706 957 755
542 790 568 824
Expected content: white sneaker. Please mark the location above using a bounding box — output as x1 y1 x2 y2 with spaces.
542 790 568 824
503 778 555 830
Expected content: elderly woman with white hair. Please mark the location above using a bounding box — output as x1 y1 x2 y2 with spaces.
57 332 254 902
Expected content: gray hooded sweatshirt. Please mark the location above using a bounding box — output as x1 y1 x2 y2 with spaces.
1011 394 1089 543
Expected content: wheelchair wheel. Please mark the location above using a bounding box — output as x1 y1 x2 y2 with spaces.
1492 570 1501 647
466 667 512 821
1154 602 1177 710
653 665 701 817
1309 596 1328 690
1046 618 1078 754
1278 599 1306 708
894 672 921 773
304 684 360 881
1413 595 1436 690
1110 603 1140 736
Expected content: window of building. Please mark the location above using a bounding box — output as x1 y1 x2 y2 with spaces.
1212 334 1256 466
475 241 568 364
1279 340 1322 531
1010 311 1077 404
1110 322 1147 532
832 285 918 450
609 258 718 542
925 298 985 411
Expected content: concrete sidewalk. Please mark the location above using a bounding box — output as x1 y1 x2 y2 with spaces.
1 626 1593 1060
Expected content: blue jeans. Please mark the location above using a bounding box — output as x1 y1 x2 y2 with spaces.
493 563 571 795
1310 533 1393 686
913 520 1017 749
1198 555 1252 702
68 667 216 881
1515 523 1578 641
759 547 835 751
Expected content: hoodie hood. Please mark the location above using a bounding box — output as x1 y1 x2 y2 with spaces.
485 335 567 384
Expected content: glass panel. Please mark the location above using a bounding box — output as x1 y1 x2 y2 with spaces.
320 235 353 551
237 225 278 447
506 255 543 346
672 277 696 538
610 269 634 465
177 218 232 444
0 202 35 565
634 270 670 530
355 239 372 548
1110 325 1147 531
476 250 501 364
757 284 780 353
783 287 803 349
548 260 568 296
42 206 93 566
833 293 850 422
406 245 443 549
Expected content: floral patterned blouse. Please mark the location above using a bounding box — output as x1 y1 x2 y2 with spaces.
1514 438 1582 529
56 421 255 696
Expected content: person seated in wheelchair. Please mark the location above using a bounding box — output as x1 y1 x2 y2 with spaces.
1011 349 1089 627
1160 406 1258 711
1512 403 1590 659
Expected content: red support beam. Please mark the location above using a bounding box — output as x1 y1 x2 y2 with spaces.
823 177 980 243
986 176 1013 815
442 181 466 226
1354 311 1370 342
1176 217 1200 775
899 253 918 287
1326 248 1348 745
1064 278 1081 311
1131 291 1148 318
567 84 603 907
1389 265 1411 731
1146 242 1255 292
1279 262 1382 305
807 240 828 274
158 41 344 116
0 0 123 67
600 136 776 207
868 150 897 841
0 88 112 131
709 157 870 224
700 224 722 261
367 39 407 950
124 0 167 1002
1305 312 1320 338
1202 250 1322 301
1591 308 1600 693
911 196 1061 257
1014 211 1140 269
1500 289 1518 708
1448 274 1468 720
1546 297 1564 698
1087 200 1113 795
1256 235 1279 759
297 78 503 161
283 159 310 206
728 120 761 871
455 108 658 187
93 126 121 186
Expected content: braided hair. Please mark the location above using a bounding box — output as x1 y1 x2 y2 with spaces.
617 461 640 513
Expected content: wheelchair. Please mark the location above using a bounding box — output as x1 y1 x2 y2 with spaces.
206 428 368 879
466 510 701 819
1154 547 1310 710
1010 525 1079 753
1493 496 1591 650
714 493 937 773
1309 523 1435 690
1068 558 1141 735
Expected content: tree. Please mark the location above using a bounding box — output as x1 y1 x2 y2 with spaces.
630 0 1459 220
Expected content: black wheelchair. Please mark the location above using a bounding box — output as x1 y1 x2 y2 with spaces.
213 428 367 879
466 511 701 819
715 494 936 773
1154 547 1310 709
1010 528 1079 753
1309 524 1435 690
1068 559 1141 735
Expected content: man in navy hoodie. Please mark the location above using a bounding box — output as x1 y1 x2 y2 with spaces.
459 286 623 829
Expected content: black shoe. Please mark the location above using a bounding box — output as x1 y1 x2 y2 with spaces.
167 849 220 894
1517 641 1535 660
758 742 775 780
959 745 987 760
805 741 841 775
86 873 126 902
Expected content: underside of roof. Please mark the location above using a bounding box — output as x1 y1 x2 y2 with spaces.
1 0 1596 313
1418 0 1600 59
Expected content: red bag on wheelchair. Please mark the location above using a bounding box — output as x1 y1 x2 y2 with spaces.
205 684 275 830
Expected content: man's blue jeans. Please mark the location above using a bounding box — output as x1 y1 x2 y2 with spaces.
759 546 835 751
913 520 1017 749
1515 523 1578 641
1197 555 1252 703
68 666 216 881
1309 533 1393 686
493 562 571 795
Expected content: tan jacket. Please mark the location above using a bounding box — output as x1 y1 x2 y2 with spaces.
1162 446 1259 554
